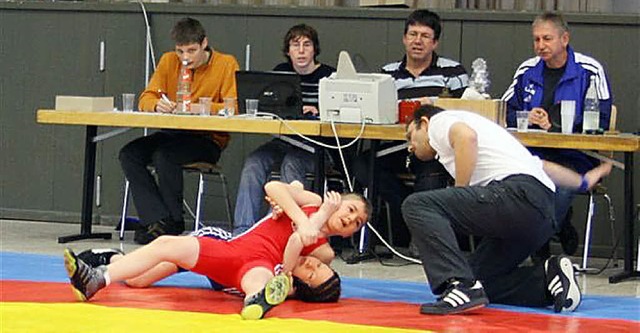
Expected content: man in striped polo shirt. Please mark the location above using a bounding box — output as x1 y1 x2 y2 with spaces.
382 10 468 102
353 9 469 250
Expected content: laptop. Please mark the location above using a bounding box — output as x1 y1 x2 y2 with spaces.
235 70 303 119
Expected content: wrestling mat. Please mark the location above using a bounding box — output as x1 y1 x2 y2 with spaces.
1 252 638 332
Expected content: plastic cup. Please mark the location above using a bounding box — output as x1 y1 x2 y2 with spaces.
223 97 236 115
199 97 212 116
245 99 259 117
122 93 135 112
560 100 576 134
516 111 529 132
190 103 204 115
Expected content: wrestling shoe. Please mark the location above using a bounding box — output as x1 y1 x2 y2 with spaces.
420 280 489 315
77 248 124 268
545 255 581 312
63 248 106 301
240 274 291 320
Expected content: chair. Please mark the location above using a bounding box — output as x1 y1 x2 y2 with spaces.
119 162 233 240
578 105 618 271
375 196 395 247
183 162 234 233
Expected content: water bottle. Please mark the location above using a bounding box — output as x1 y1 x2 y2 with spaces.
582 76 600 133
176 60 192 113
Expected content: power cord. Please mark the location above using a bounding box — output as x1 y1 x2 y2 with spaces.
249 112 367 150
226 110 423 264
575 205 636 275
137 0 157 73
578 233 620 275
248 110 423 265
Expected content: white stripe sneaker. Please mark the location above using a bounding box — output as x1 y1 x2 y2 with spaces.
545 255 582 312
420 280 489 315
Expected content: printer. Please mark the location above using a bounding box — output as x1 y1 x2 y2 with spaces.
319 51 398 124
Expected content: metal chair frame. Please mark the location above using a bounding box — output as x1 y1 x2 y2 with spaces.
578 105 618 271
119 163 233 240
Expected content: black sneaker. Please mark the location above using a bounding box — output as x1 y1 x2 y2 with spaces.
63 248 107 301
77 248 124 268
420 280 489 315
134 219 185 245
241 274 291 320
545 255 581 312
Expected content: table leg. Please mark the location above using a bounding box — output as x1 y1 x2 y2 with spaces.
345 140 391 264
314 145 325 195
58 125 112 243
609 152 639 283
360 139 379 254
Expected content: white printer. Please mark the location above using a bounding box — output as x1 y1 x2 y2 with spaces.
319 51 398 124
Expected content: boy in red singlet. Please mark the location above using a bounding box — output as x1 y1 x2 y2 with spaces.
64 180 370 319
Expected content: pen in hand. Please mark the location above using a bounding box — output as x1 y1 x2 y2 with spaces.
157 90 176 113
159 90 171 103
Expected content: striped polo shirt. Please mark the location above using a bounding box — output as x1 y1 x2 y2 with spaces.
382 53 469 99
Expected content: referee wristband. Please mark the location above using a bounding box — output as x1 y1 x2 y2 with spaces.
578 175 589 192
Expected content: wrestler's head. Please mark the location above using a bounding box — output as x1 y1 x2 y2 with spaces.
291 256 341 302
321 193 371 238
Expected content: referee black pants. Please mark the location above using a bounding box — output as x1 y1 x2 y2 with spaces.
402 175 556 307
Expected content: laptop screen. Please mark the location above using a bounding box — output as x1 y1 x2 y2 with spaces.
235 71 303 119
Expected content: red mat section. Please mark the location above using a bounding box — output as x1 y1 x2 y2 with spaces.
2 280 637 332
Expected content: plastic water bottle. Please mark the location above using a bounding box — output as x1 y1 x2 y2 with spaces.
176 60 191 113
582 76 600 133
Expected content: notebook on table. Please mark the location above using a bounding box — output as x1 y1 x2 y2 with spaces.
235 70 303 119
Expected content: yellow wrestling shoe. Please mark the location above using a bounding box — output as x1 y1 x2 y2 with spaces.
241 274 291 320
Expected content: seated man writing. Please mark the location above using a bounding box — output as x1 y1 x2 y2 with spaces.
63 181 370 320
121 17 239 244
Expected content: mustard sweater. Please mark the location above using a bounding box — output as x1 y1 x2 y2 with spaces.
138 49 239 148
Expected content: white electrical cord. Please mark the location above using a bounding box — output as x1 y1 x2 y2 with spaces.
325 115 421 263
250 112 367 150
137 0 157 72
326 114 421 264
137 0 156 138
237 111 421 264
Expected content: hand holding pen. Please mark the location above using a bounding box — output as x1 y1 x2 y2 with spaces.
156 90 177 113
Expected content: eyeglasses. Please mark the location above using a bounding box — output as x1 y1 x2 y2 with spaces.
406 31 435 42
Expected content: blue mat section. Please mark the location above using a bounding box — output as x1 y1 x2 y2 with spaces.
340 276 640 320
2 251 638 321
0 251 211 288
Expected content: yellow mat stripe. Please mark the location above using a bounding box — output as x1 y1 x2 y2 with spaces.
1 302 430 333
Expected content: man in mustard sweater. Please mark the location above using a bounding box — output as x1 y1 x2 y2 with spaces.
120 17 240 244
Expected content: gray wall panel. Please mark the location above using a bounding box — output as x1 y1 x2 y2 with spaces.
2 10 104 217
460 21 534 98
571 23 640 132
